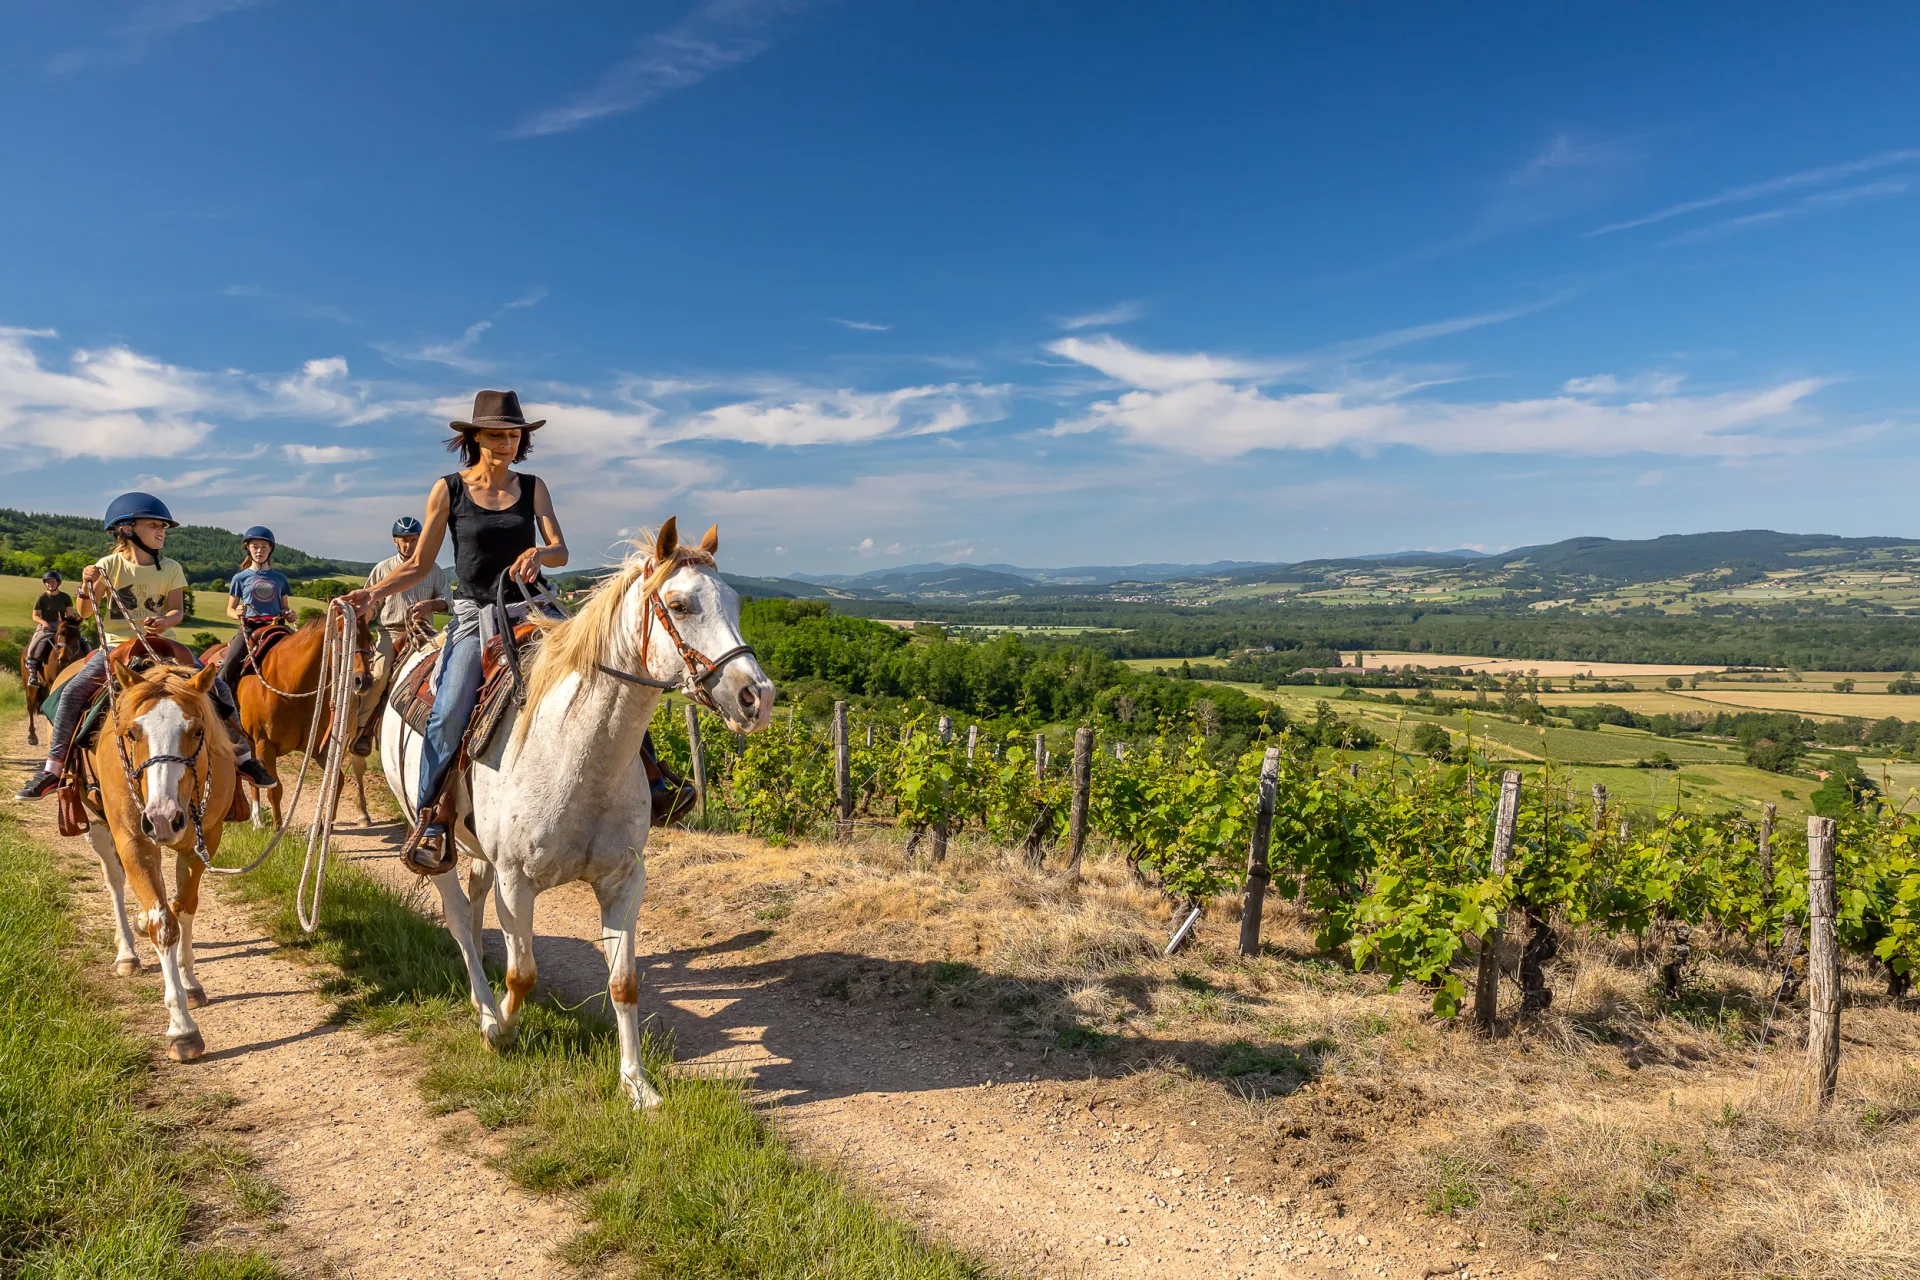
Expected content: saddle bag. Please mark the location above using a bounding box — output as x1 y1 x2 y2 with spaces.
57 783 90 837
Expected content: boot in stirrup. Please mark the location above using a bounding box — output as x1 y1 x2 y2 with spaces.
399 791 458 876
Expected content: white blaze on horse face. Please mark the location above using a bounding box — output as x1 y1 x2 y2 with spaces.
133 699 191 841
658 566 773 733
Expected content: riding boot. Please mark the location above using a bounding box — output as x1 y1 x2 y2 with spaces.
399 788 459 876
210 676 275 787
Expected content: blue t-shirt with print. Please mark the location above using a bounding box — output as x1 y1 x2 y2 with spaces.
229 567 293 621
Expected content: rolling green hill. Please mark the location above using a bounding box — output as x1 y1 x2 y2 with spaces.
0 507 373 589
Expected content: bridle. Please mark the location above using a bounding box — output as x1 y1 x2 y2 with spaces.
593 562 756 714
109 680 214 868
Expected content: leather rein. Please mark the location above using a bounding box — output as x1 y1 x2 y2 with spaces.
593 568 755 713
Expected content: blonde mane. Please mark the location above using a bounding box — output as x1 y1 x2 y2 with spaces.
108 665 235 768
515 529 716 739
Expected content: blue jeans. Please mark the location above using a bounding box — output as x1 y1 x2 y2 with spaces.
418 628 482 815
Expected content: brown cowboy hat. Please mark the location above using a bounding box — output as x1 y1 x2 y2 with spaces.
449 389 546 432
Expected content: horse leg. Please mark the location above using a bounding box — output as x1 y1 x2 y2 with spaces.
592 859 661 1109
85 824 142 976
491 866 539 1046
172 851 207 1008
122 839 202 1061
426 854 507 1049
350 752 372 825
463 853 495 960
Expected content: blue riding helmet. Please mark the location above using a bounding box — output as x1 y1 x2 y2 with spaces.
391 516 423 537
41 569 61 583
102 491 178 531
241 525 277 546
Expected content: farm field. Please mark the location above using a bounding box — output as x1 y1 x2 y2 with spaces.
1339 651 1730 677
0 571 360 649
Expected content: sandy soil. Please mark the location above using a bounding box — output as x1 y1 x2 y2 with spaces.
3 720 580 1280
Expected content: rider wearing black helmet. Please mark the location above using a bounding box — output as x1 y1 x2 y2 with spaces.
24 568 76 685
15 493 276 800
354 515 451 754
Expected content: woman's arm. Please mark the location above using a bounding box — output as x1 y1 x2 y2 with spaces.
346 481 451 613
508 475 568 582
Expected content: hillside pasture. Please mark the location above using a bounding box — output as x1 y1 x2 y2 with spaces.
1341 650 1734 677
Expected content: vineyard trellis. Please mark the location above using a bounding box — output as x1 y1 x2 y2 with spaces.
650 697 1920 1050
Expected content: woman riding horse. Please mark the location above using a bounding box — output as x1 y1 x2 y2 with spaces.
343 390 569 874
15 492 277 800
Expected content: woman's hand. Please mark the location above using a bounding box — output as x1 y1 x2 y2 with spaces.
509 547 544 583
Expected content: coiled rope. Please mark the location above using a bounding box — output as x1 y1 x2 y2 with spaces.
292 601 362 932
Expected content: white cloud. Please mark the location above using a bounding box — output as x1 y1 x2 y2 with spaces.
0 328 217 459
670 382 1005 446
829 318 890 331
855 537 876 556
50 0 266 74
508 0 828 139
1591 148 1920 236
1048 333 1837 460
386 290 549 372
1055 301 1147 330
1561 371 1685 397
1046 335 1282 391
284 443 375 464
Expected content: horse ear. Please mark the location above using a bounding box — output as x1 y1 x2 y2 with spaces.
699 524 720 556
188 662 220 694
655 517 680 562
111 660 139 690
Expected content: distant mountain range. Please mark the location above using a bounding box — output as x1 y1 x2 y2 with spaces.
720 531 1919 605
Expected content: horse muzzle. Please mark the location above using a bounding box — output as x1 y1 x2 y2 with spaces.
141 801 188 842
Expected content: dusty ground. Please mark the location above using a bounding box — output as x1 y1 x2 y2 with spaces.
3 718 580 1280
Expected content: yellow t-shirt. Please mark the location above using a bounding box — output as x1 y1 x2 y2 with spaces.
92 552 188 644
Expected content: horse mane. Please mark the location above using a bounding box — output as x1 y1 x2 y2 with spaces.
515 528 716 741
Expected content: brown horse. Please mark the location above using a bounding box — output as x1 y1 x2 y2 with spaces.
21 620 89 747
219 616 375 828
79 661 238 1061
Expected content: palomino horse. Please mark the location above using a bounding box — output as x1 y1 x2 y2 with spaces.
21 620 89 747
225 616 375 827
81 660 239 1062
378 518 773 1107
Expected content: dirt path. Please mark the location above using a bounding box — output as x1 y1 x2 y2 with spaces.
307 772 1468 1279
3 722 578 1280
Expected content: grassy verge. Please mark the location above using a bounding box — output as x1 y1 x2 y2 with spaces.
213 823 988 1278
0 809 282 1279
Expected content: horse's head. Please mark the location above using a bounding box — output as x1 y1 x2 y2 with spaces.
644 518 775 733
109 660 229 845
347 606 376 694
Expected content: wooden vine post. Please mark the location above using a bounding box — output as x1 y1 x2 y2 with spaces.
684 701 708 825
1065 726 1094 881
1025 732 1050 866
832 700 852 842
1475 769 1523 1034
1237 746 1284 957
1806 815 1840 1109
1590 782 1606 833
932 715 953 861
1759 802 1776 910
966 723 978 761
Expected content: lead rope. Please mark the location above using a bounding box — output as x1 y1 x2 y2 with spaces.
293 601 360 932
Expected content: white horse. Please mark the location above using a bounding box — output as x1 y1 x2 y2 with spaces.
378 518 773 1107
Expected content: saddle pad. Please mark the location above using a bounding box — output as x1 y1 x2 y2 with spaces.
390 655 437 739
237 624 294 677
388 653 518 762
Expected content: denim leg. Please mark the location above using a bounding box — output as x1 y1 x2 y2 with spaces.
47 649 109 764
418 630 483 811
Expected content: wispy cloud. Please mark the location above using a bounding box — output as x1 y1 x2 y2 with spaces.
1318 296 1571 362
50 0 266 74
829 317 891 331
284 443 375 465
1055 301 1148 331
670 383 1007 447
1047 333 1838 461
1659 179 1910 246
1590 148 1920 236
1047 336 1286 391
508 0 829 139
382 289 547 372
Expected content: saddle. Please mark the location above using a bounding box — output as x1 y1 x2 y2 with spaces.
387 622 697 828
235 622 295 678
55 637 252 837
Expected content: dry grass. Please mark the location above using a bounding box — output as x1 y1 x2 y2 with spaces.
645 825 1920 1280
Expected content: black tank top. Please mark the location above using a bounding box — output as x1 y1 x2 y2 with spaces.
444 472 541 601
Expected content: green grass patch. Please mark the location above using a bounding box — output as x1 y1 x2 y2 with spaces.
0 810 283 1279
212 824 989 1278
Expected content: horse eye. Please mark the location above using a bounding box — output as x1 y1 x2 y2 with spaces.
127 724 143 740
669 599 693 614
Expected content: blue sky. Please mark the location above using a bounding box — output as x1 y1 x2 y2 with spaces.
4 2 1920 575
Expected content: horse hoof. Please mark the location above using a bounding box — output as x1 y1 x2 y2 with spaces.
622 1074 664 1110
113 958 142 977
481 1022 517 1053
185 986 209 1009
167 1031 205 1062
26 727 38 747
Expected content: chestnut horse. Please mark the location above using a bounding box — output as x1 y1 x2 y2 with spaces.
21 619 89 747
80 661 238 1061
222 617 375 828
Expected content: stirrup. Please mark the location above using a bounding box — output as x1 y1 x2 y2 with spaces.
398 815 457 876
